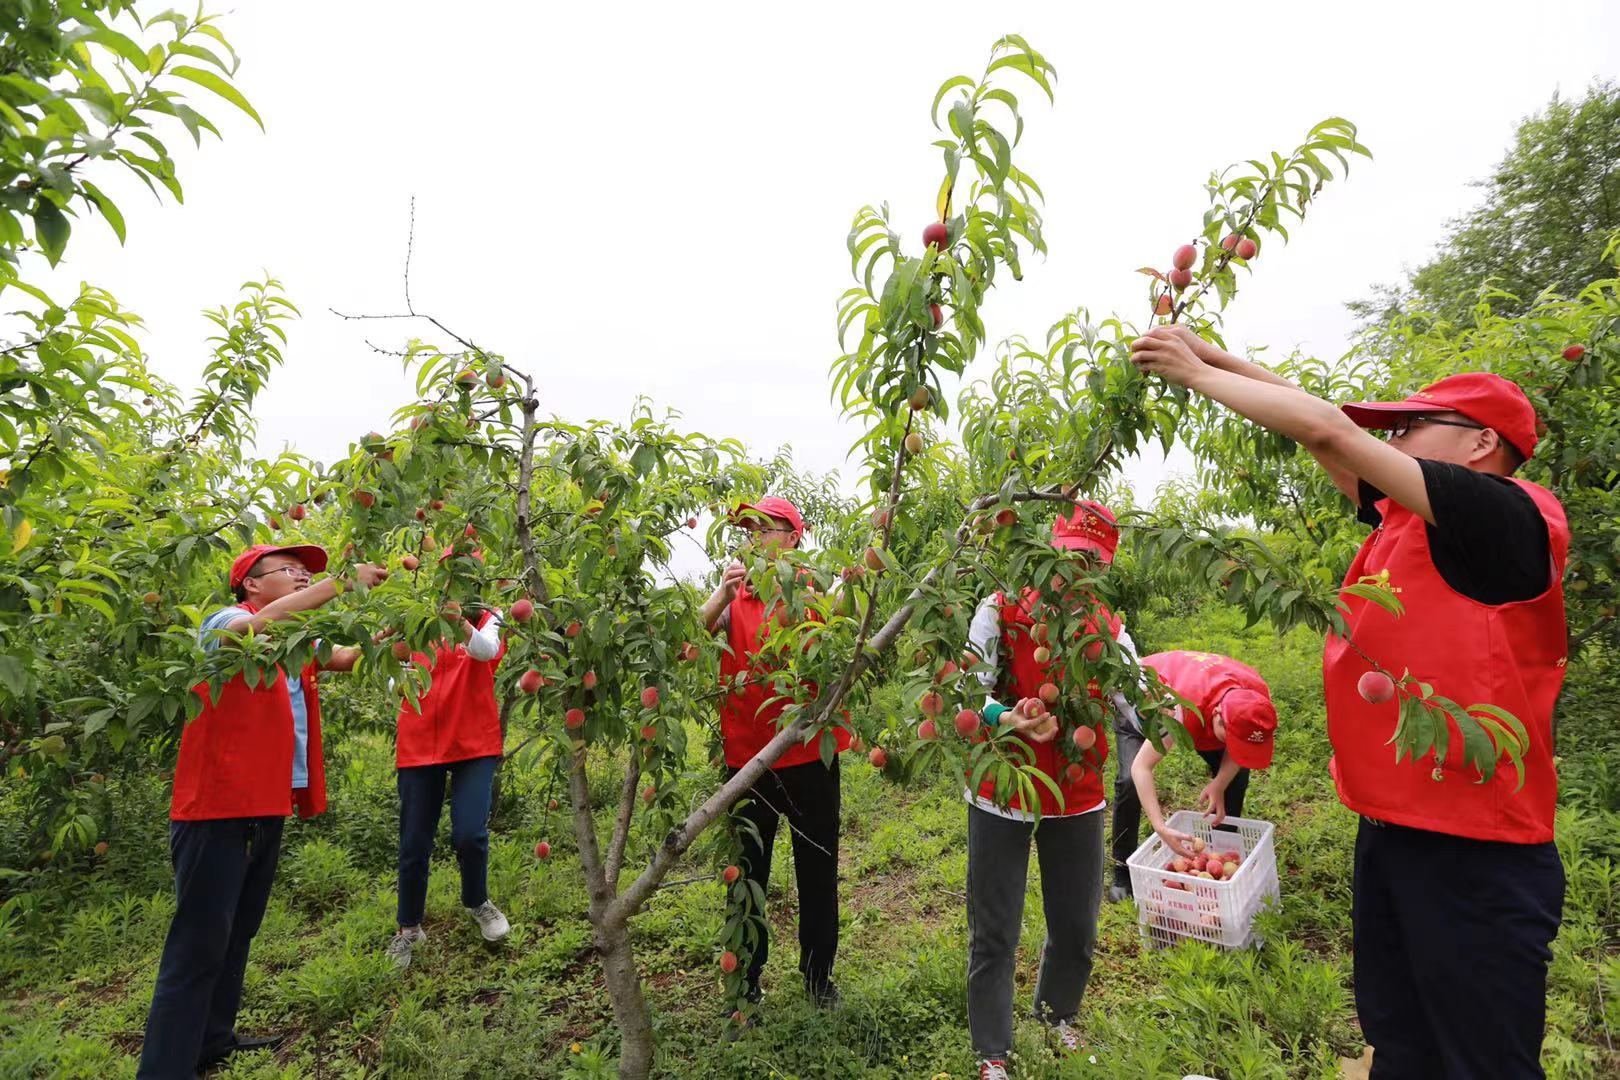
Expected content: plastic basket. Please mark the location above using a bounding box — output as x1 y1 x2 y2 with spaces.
1126 810 1280 950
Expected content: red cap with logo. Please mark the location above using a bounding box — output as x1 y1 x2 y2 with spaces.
1051 500 1118 564
1340 372 1539 461
732 496 804 543
229 544 328 589
1219 687 1277 769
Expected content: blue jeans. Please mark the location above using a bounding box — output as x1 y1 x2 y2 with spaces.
138 816 284 1079
397 754 498 926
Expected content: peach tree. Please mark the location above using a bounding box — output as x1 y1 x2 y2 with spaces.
0 2 279 857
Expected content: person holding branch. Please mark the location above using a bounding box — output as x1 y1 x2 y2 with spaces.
386 542 511 969
1131 324 1567 1079
139 545 386 1079
699 496 851 1015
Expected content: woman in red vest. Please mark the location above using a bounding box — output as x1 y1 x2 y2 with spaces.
699 496 851 1014
140 545 387 1080
1108 650 1277 901
1133 325 1567 1080
386 548 511 968
961 502 1135 1079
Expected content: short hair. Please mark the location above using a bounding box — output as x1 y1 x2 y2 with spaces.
1490 429 1526 475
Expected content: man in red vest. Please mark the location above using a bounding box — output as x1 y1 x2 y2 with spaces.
386 558 510 968
962 501 1136 1079
1108 650 1277 901
699 496 852 1014
1132 325 1567 1079
139 544 387 1079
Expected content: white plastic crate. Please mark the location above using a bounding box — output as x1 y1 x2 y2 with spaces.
1127 810 1279 950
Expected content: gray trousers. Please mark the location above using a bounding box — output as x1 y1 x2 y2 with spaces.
965 803 1105 1059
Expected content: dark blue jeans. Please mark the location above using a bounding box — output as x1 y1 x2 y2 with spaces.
138 815 284 1079
397 754 498 926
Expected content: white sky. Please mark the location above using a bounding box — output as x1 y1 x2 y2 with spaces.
34 0 1620 511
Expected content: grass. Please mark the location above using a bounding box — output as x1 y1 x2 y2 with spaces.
1 603 1615 1078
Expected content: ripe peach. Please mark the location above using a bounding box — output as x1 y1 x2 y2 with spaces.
1236 237 1257 259
1562 344 1585 362
868 747 888 769
1072 725 1096 752
1038 682 1060 705
720 950 738 973
919 691 944 717
534 841 551 859
918 719 938 741
723 865 740 884
922 221 949 249
954 709 980 737
564 708 585 729
1168 268 1193 289
1358 671 1396 704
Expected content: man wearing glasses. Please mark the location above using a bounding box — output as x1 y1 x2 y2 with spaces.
139 544 387 1079
699 496 851 1017
1131 326 1567 1080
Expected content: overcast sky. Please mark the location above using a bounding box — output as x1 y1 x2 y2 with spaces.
33 0 1620 510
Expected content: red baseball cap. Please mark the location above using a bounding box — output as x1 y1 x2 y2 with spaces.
1341 372 1539 460
229 544 328 589
1219 688 1277 769
1051 500 1118 564
732 496 804 542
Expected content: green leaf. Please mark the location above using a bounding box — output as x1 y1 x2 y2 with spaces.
32 201 70 265
169 65 263 130
80 180 125 243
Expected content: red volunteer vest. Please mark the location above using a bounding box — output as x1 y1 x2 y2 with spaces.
396 610 508 768
1323 479 1568 844
1140 650 1272 753
172 602 328 821
720 584 852 770
977 589 1120 817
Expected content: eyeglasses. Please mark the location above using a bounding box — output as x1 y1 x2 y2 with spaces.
1381 415 1484 439
248 565 312 581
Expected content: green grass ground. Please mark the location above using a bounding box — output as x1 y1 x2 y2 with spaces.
2 605 1616 1078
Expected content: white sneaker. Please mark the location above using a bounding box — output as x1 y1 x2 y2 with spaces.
467 900 510 941
387 925 427 969
978 1060 1010 1080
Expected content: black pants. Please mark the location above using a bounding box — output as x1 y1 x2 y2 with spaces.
726 758 841 995
1109 724 1249 888
396 754 498 926
966 805 1105 1059
138 816 284 1079
1354 818 1564 1079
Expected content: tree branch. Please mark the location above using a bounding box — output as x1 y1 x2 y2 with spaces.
603 749 642 892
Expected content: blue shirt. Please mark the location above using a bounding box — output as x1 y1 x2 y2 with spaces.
200 606 309 789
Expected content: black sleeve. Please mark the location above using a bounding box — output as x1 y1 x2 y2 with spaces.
1417 459 1551 606
1356 479 1384 527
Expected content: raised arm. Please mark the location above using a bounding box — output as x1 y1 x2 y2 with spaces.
1131 327 1434 523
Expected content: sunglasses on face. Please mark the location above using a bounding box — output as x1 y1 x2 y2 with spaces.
1380 414 1484 439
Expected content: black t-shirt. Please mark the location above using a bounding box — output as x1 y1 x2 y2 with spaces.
1357 460 1552 606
